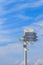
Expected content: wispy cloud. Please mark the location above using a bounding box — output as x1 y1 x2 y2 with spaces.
0 35 14 43
0 43 23 55
13 14 33 21
0 0 43 17
35 14 43 21
33 20 43 36
0 43 23 65
0 22 3 24
34 21 43 27
0 18 6 24
11 0 43 11
34 59 43 65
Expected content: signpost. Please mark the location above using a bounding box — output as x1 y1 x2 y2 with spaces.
19 28 37 65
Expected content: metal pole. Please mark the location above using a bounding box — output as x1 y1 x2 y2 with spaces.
24 42 27 65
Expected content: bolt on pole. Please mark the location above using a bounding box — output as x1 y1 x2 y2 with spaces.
23 42 27 65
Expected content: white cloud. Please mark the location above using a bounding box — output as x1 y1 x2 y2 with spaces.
0 0 6 3
0 37 11 43
0 0 43 16
0 22 3 24
34 21 43 27
0 0 43 18
0 4 6 16
17 14 33 20
0 34 17 43
35 14 43 21
0 23 23 44
0 43 23 55
33 0 43 7
11 0 43 11
32 21 43 36
0 18 6 24
13 14 33 21
0 43 23 65
34 59 43 65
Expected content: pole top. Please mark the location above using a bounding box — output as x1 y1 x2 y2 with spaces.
24 28 34 32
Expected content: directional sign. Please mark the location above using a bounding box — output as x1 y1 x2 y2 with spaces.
23 32 37 42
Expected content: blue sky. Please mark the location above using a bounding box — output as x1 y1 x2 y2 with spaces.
0 0 43 65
